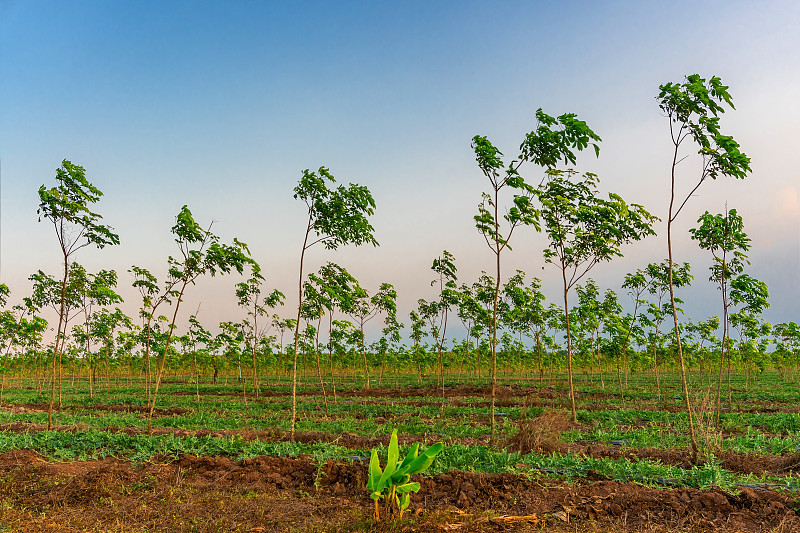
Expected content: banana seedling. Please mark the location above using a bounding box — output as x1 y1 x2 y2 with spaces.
366 430 443 521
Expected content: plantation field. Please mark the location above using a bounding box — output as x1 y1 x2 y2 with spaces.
0 371 799 532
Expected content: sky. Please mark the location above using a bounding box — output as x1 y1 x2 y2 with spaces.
1 0 798 342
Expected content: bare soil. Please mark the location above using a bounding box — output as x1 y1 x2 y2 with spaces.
0 450 797 532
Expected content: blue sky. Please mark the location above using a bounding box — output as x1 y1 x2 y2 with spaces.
1 0 798 339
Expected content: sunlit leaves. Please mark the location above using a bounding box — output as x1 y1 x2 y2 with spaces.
520 109 601 168
658 74 751 223
38 160 120 252
293 167 378 250
538 170 658 286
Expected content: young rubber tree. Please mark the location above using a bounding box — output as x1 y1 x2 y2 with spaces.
235 263 285 398
88 306 131 392
612 268 656 396
773 322 800 381
728 273 769 392
730 310 771 388
408 310 427 382
290 167 377 439
187 314 212 397
575 279 607 387
454 282 485 383
689 207 751 415
537 170 657 422
641 260 692 397
75 269 122 397
309 262 358 401
658 74 751 462
129 265 181 403
346 282 397 390
29 264 86 409
37 160 119 429
472 109 600 439
300 278 329 410
0 289 44 402
428 251 458 408
378 312 403 385
146 206 253 434
597 287 622 389
502 271 548 384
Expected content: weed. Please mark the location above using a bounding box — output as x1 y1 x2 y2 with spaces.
505 410 571 454
690 385 723 461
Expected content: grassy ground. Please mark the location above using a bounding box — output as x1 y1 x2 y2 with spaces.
0 369 799 531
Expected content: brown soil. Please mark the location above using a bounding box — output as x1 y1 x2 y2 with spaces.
1 402 190 417
0 450 797 532
160 382 800 416
166 384 526 400
4 418 800 480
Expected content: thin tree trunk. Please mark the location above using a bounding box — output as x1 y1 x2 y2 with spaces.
667 152 699 463
147 282 188 435
562 272 577 423
314 317 329 415
48 255 69 430
290 223 311 441
490 188 501 443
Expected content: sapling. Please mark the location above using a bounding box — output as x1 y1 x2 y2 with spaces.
290 167 377 439
472 109 600 440
727 273 769 393
377 313 402 385
345 282 396 390
730 310 771 388
0 291 44 403
614 267 659 393
235 263 284 398
145 206 252 434
130 265 180 402
75 269 122 397
37 160 119 429
502 272 548 384
309 263 358 400
773 322 800 382
658 74 751 462
187 314 211 396
690 208 752 415
88 306 131 392
427 251 458 408
537 170 657 422
29 264 86 408
408 310 427 383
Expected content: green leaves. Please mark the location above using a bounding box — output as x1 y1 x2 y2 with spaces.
658 74 751 204
38 160 120 252
730 273 770 314
521 108 602 168
167 206 255 286
690 209 750 258
538 170 658 288
294 167 378 251
366 430 444 521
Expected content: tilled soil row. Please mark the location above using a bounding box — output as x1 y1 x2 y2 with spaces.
3 419 800 479
0 450 797 532
7 383 800 415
